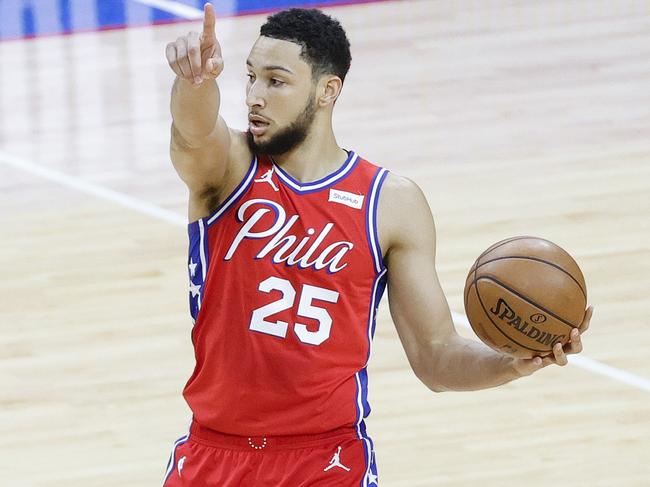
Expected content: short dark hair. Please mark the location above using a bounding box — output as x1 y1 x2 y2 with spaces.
260 8 352 82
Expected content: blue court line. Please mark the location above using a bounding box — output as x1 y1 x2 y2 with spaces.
0 0 395 41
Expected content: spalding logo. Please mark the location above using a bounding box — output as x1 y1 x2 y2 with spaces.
530 313 547 324
490 298 565 347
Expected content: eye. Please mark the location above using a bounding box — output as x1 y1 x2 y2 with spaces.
246 73 255 82
270 78 284 87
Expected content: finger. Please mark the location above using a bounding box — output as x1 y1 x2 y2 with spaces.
175 37 192 80
202 3 216 40
187 31 202 84
566 327 582 355
165 43 183 78
579 306 594 333
552 342 568 366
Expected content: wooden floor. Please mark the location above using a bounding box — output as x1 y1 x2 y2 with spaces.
1 0 649 485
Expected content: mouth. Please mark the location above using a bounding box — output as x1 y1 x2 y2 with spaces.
249 115 270 136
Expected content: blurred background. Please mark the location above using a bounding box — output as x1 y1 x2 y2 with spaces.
1 1 649 486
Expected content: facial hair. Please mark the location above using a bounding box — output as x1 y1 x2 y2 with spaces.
247 93 317 156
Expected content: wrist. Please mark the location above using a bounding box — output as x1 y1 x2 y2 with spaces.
502 354 524 382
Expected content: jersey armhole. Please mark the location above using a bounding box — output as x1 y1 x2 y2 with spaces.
187 156 258 230
365 167 389 274
186 156 257 323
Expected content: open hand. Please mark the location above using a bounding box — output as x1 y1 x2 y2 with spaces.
165 3 223 85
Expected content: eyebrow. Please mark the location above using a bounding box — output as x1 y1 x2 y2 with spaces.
246 60 294 75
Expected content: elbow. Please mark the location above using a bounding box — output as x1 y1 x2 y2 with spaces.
420 377 450 393
412 362 450 393
427 383 449 393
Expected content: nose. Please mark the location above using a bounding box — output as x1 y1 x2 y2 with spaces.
246 80 266 109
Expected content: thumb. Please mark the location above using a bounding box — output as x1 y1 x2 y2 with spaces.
204 57 224 77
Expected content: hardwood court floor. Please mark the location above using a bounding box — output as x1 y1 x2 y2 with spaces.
1 1 649 485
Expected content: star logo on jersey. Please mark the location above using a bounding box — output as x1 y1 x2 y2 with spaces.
189 281 201 298
366 450 378 486
367 471 378 486
188 259 197 277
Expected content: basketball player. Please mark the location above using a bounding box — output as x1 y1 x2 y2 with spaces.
163 4 593 486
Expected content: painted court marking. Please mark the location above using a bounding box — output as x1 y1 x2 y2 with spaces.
0 151 186 226
2 150 649 394
450 311 650 392
132 0 203 19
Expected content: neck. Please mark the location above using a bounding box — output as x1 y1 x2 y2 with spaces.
271 124 347 183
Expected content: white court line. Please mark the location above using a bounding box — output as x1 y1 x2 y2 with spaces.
132 0 203 19
0 151 186 226
2 149 649 393
451 311 650 392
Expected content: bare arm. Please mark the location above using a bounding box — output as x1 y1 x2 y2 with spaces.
379 174 591 392
165 3 249 221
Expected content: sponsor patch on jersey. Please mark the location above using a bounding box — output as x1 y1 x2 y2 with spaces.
328 189 364 209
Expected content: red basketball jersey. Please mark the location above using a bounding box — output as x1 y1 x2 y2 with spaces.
184 150 389 437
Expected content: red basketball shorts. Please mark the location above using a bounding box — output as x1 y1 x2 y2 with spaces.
163 420 379 486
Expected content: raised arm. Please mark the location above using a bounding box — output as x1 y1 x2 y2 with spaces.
165 3 249 221
378 174 591 392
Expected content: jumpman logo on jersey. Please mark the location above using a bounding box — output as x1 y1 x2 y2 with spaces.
323 446 350 472
255 167 279 192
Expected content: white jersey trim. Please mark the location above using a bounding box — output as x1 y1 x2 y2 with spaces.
272 151 359 192
367 168 389 274
205 157 258 226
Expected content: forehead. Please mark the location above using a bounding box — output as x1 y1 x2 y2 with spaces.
247 36 311 75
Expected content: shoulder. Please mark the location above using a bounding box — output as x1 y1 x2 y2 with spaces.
379 172 431 218
380 172 423 198
215 128 256 200
377 172 436 253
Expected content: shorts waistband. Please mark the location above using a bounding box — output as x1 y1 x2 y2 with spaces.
189 420 359 451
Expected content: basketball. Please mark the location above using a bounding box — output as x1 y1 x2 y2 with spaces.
463 236 587 359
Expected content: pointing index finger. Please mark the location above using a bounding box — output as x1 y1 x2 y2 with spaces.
202 3 216 39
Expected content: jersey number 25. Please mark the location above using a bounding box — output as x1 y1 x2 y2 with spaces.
250 276 340 346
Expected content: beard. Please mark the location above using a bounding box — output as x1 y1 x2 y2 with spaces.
247 93 317 156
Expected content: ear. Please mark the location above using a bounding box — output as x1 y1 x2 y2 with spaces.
317 75 343 107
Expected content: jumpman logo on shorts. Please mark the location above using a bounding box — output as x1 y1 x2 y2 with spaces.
177 456 186 477
323 446 351 472
255 167 279 192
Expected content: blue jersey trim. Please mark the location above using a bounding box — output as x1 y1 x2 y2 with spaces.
355 267 387 427
356 421 378 486
206 156 258 226
365 168 389 274
186 156 258 230
162 417 192 485
271 151 358 194
186 158 257 322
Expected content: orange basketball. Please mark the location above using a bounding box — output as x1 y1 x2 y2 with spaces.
463 236 587 359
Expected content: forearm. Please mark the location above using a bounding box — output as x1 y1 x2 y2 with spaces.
170 77 221 143
417 334 522 392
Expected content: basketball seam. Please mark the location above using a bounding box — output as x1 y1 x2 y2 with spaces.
472 276 552 353
473 256 587 300
468 236 533 279
476 275 579 330
476 236 533 262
